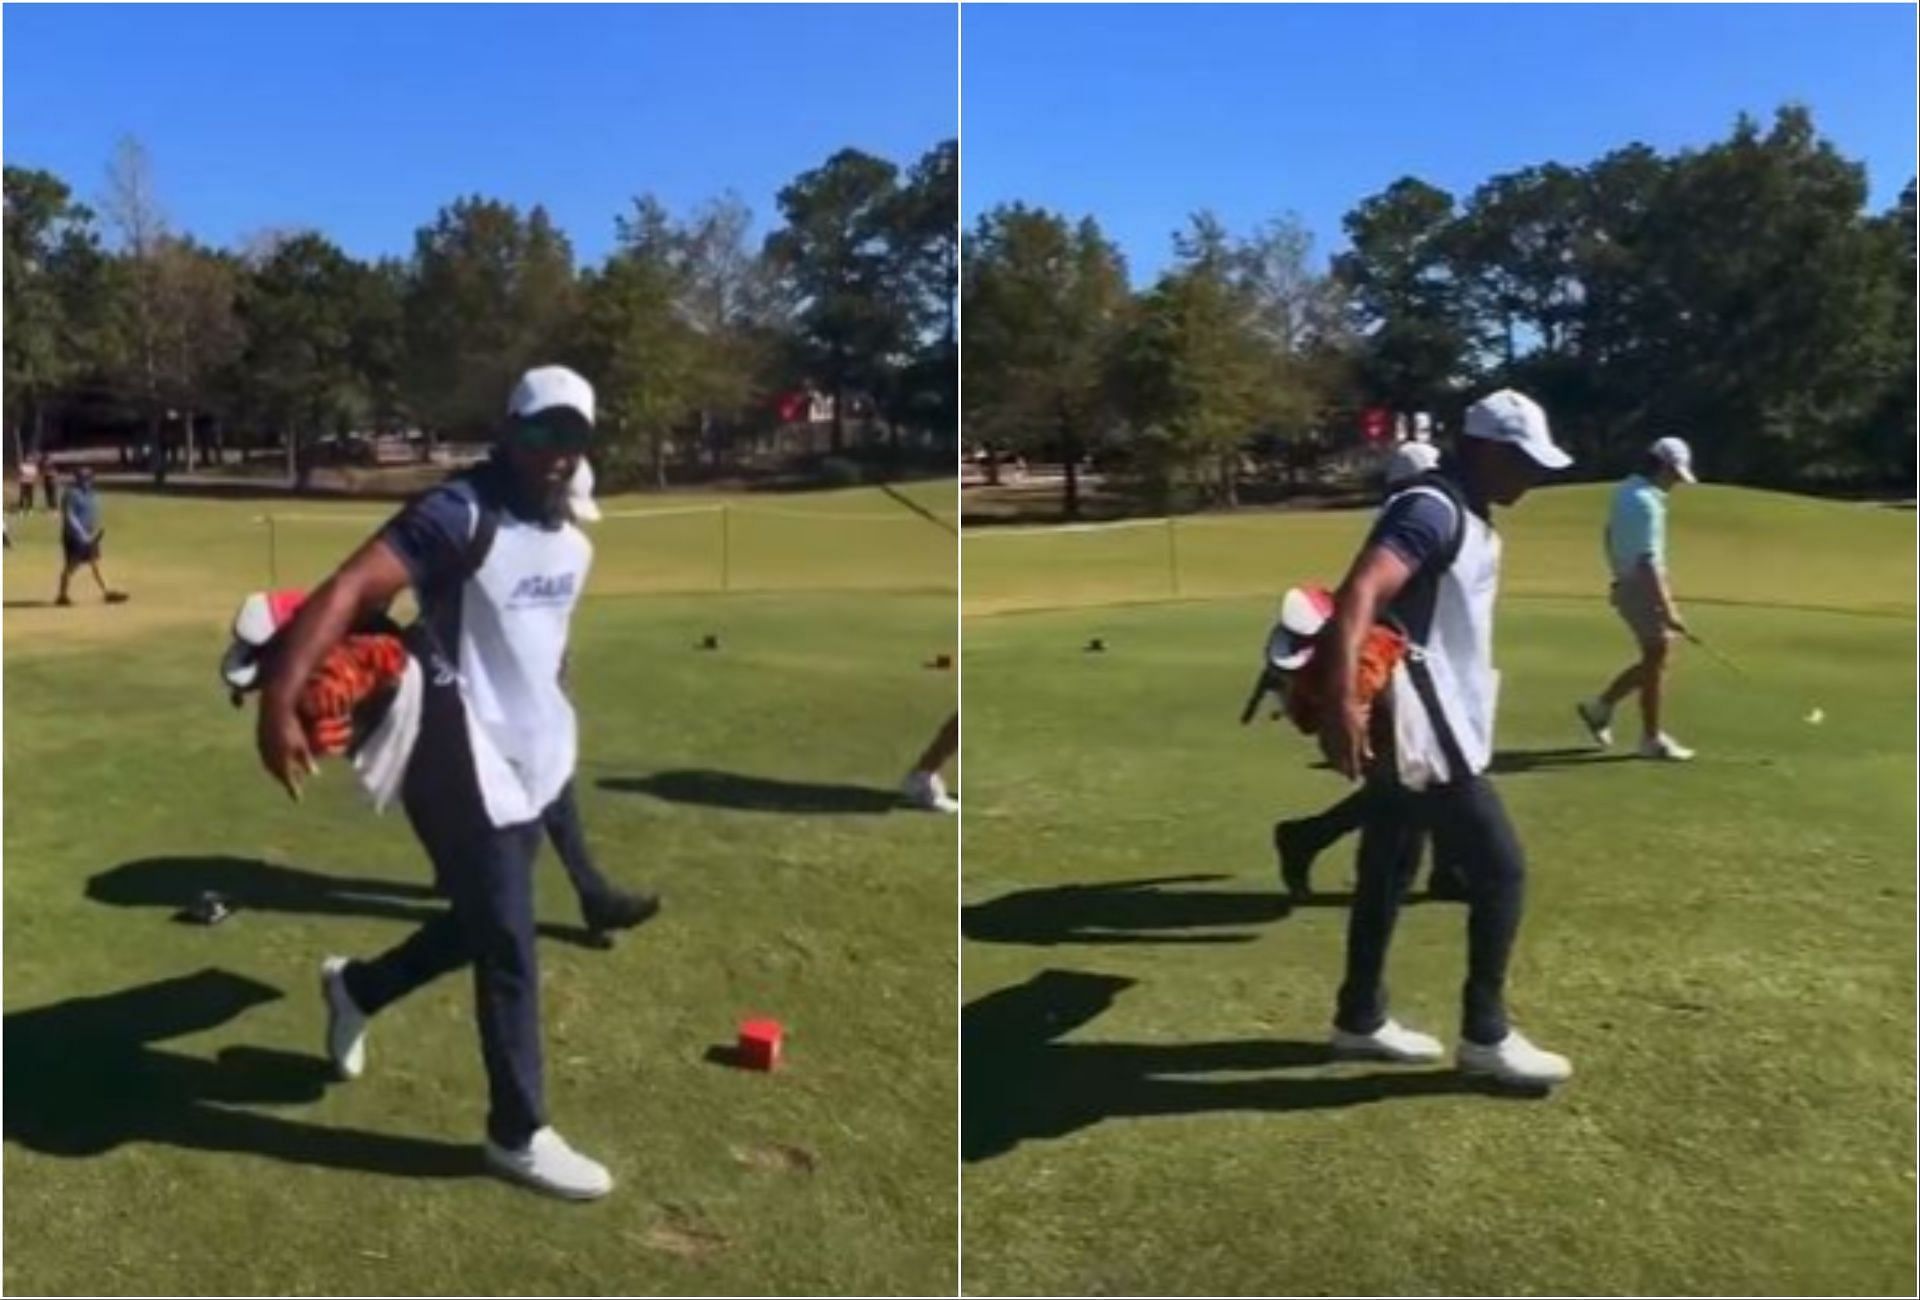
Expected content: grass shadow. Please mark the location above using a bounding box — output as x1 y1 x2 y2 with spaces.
964 874 1289 946
4 968 475 1178
86 856 603 949
599 769 904 815
962 969 1529 1162
1486 747 1640 775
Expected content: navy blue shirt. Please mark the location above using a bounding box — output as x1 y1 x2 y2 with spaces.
1368 489 1457 576
381 483 476 596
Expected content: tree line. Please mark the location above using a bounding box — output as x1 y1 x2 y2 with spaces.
4 136 956 490
964 105 1915 517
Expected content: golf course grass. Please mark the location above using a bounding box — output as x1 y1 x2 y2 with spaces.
3 482 959 1296
960 484 1914 1296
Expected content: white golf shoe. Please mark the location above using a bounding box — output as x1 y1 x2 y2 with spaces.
1458 1029 1573 1088
485 1127 614 1200
1329 1018 1445 1064
1638 733 1696 761
320 956 368 1080
903 769 960 814
1575 699 1614 749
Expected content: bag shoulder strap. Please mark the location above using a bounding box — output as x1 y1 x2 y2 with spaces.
1382 473 1474 786
1401 651 1472 786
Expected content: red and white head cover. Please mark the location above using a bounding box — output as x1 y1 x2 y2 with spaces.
220 588 309 691
1264 585 1335 671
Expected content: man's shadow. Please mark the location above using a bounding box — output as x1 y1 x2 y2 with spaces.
962 970 1501 1162
1305 748 1635 778
599 769 904 815
1486 747 1638 775
87 856 601 948
964 875 1289 946
4 968 473 1177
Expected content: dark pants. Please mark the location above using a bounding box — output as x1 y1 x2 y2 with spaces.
543 781 613 904
1288 786 1470 895
342 679 547 1149
1335 772 1526 1046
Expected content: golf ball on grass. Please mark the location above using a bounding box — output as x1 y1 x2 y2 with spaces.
1805 707 1825 725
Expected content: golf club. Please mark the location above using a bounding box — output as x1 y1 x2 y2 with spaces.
1683 629 1750 679
1686 628 1824 722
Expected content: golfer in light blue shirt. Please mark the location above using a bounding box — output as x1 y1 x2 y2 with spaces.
1577 437 1698 760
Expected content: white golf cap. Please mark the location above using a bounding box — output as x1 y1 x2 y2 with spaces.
1385 440 1442 485
1650 435 1697 483
569 457 602 522
508 365 596 426
1463 388 1571 470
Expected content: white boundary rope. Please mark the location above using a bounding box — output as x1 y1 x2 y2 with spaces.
962 516 1170 537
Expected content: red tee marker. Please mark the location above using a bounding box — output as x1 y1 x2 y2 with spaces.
738 1019 784 1071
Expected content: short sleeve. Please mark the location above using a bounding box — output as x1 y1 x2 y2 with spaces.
379 484 475 592
1366 489 1459 575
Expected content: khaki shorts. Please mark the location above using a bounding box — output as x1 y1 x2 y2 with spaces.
1610 572 1669 646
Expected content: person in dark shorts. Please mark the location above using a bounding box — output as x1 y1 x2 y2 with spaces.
56 467 115 605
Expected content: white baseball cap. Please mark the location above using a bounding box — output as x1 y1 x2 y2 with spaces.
1385 440 1442 485
568 457 602 523
1650 435 1697 483
1462 389 1572 470
507 365 596 427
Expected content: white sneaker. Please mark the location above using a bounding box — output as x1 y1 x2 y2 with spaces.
1458 1029 1573 1087
902 769 959 814
485 1127 614 1200
320 956 367 1080
1329 1018 1444 1064
1576 699 1614 749
1638 733 1695 761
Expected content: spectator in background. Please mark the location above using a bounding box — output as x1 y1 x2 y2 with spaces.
17 457 40 513
56 467 117 606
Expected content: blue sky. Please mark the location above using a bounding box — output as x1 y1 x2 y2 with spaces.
964 3 1917 282
3 3 958 265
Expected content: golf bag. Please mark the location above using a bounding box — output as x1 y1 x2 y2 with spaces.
1240 584 1410 735
220 471 504 761
219 588 410 758
1242 471 1470 745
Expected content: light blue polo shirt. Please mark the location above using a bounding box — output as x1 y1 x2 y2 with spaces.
1606 473 1667 579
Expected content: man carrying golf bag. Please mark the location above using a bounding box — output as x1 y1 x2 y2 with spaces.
1266 438 1468 902
255 365 622 1198
1316 390 1574 1089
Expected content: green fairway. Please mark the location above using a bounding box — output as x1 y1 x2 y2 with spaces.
3 484 958 1296
961 486 1915 1296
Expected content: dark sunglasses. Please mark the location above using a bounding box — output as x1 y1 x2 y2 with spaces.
508 414 592 453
